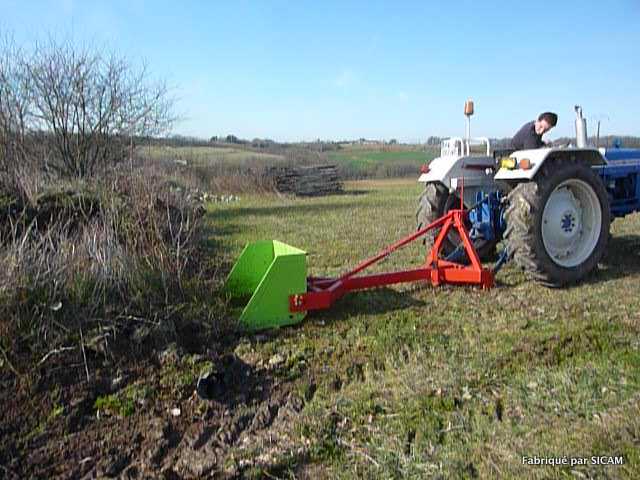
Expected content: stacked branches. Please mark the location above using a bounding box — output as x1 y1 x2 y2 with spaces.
268 164 343 196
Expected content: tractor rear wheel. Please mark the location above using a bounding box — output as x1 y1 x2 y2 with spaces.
503 157 610 286
416 182 496 260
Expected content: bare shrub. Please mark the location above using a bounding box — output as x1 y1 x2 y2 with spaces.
0 34 174 179
0 35 31 174
0 163 227 368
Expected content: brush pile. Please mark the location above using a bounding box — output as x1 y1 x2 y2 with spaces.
268 165 342 196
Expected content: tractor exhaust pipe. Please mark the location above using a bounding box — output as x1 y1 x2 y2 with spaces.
464 99 474 155
575 105 588 148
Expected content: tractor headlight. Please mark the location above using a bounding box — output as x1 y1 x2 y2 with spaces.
500 157 517 169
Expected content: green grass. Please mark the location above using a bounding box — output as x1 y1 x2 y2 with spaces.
327 148 437 178
327 149 430 165
142 145 285 165
206 179 640 478
94 383 155 418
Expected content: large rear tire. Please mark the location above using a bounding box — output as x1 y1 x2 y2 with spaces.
503 157 610 286
416 182 496 259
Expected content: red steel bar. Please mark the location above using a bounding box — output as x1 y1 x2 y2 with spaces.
289 208 493 314
336 212 451 282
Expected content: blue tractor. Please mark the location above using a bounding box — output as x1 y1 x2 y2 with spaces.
417 103 640 286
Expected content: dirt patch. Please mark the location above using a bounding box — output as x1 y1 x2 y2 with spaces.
0 337 313 479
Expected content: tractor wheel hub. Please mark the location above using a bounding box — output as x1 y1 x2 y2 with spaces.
541 180 602 267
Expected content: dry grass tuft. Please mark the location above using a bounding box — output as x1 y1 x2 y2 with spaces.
0 160 229 372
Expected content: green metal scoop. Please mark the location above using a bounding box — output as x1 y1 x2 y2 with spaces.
223 240 307 330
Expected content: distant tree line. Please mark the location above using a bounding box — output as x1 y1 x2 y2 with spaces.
116 129 640 154
427 135 640 150
556 135 640 149
140 133 640 152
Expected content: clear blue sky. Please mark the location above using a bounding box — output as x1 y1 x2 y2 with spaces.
2 0 640 142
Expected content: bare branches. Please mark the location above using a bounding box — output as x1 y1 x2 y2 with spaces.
79 323 90 382
0 35 175 179
0 34 35 175
38 346 75 365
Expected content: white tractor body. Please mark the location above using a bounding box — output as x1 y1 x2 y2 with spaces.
493 147 606 181
418 137 499 206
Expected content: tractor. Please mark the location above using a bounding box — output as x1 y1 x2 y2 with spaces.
417 102 640 286
224 102 640 331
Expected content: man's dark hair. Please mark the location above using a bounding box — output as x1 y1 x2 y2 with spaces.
538 112 558 127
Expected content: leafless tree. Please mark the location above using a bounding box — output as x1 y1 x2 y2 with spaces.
0 35 175 178
0 35 30 173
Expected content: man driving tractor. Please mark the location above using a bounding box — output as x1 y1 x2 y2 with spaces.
511 112 558 150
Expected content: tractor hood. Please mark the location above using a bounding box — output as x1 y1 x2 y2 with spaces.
494 147 606 181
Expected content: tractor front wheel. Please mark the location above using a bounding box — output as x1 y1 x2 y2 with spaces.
503 157 610 286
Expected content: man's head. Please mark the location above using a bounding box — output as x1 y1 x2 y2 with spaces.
535 112 558 135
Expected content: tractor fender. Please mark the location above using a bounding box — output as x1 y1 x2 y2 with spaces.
494 147 606 181
418 154 496 191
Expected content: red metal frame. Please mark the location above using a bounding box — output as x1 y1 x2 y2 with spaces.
289 208 494 313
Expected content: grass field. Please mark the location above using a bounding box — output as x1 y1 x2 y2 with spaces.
142 145 286 165
327 148 437 178
207 178 640 478
140 144 438 180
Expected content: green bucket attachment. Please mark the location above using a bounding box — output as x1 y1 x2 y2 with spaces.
224 240 307 330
